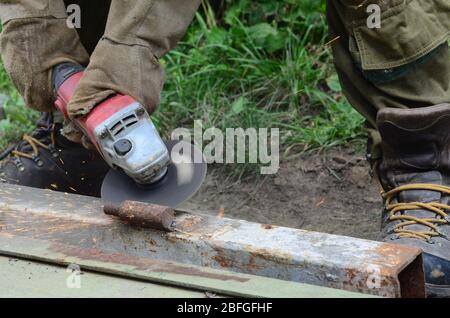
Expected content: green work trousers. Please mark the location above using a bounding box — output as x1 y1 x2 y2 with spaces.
0 0 200 143
326 0 450 158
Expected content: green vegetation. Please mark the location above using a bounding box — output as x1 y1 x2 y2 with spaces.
0 0 365 165
0 62 39 149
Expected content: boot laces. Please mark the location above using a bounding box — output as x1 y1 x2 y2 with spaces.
1 113 58 168
11 130 56 162
382 183 450 242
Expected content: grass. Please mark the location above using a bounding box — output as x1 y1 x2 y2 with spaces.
0 62 39 149
0 0 365 172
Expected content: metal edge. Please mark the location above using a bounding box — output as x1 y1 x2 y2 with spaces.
0 234 373 298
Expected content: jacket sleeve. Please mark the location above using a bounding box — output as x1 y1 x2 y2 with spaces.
67 0 201 118
0 0 89 112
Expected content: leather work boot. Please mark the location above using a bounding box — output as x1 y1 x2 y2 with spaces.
376 104 450 298
0 112 109 197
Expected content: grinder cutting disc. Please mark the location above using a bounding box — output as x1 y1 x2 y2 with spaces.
101 140 207 208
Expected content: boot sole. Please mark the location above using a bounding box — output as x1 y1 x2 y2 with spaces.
426 283 450 298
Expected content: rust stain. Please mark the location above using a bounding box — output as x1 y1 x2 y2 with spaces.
212 247 234 268
217 207 225 218
49 242 249 283
345 268 358 282
175 215 203 231
246 253 264 272
243 245 295 265
342 268 377 294
166 232 195 244
213 255 233 268
375 242 421 271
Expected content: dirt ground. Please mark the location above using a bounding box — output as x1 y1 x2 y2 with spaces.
181 146 382 241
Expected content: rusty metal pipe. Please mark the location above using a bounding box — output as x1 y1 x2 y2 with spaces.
104 200 175 231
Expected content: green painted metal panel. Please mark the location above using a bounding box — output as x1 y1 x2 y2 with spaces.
0 256 214 298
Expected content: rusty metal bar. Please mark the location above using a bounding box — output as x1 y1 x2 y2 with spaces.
104 200 175 231
0 184 425 297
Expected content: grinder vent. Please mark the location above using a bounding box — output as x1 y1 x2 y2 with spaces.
109 114 139 137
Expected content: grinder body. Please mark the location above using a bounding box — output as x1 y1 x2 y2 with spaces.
53 63 170 185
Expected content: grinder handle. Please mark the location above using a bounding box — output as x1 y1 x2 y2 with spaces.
52 63 151 162
53 63 86 118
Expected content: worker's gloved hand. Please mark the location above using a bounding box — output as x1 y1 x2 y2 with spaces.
0 0 89 112
67 0 201 119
